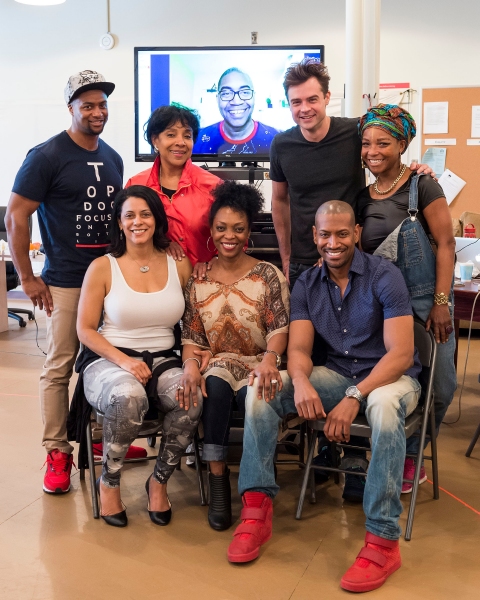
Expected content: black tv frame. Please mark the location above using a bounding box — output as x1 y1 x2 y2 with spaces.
134 45 325 164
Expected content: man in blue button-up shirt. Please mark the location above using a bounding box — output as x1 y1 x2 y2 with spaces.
228 201 422 593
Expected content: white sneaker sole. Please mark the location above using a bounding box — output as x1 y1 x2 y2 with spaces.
43 483 71 494
401 474 427 494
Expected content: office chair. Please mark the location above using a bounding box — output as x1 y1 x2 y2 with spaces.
0 206 34 327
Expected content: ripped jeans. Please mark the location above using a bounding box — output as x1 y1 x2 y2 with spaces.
238 367 421 540
83 358 202 488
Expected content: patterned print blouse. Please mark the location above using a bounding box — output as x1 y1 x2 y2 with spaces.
182 261 290 391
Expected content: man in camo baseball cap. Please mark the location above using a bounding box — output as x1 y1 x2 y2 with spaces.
64 69 115 104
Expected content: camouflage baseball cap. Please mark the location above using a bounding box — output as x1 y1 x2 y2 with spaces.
64 70 115 104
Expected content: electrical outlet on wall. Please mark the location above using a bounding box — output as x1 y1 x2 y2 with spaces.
251 32 258 44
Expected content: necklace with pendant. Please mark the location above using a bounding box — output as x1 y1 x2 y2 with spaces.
373 163 407 195
128 251 154 273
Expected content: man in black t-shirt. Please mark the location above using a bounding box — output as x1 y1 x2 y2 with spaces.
6 70 135 495
271 59 433 289
270 59 364 289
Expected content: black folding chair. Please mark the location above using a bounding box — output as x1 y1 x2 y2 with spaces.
296 318 439 541
80 407 206 519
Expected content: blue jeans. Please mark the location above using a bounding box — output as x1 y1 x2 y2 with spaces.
406 296 457 455
238 367 421 540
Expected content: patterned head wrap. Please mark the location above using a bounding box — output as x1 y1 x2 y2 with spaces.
358 104 416 149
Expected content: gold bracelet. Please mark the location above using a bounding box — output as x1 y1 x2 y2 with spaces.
433 292 449 306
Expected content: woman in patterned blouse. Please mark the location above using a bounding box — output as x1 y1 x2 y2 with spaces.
178 180 290 532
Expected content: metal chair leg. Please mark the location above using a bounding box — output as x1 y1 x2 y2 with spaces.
86 423 99 519
429 405 439 500
305 426 316 503
299 421 306 466
466 422 480 457
296 428 316 519
205 461 210 505
193 434 206 506
331 441 340 484
405 397 433 540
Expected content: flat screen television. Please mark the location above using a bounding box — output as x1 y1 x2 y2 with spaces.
134 45 325 163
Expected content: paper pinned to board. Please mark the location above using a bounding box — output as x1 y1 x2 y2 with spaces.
472 106 480 138
438 169 466 205
424 101 449 134
424 138 456 146
421 147 446 177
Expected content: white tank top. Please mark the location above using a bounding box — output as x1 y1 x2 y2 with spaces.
99 253 185 352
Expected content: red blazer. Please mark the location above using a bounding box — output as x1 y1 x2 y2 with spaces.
126 157 220 265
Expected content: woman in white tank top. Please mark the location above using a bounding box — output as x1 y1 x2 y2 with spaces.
77 185 206 528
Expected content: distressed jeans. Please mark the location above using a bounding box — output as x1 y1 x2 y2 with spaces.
238 367 421 540
84 358 202 488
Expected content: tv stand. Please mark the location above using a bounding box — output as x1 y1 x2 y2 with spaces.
206 163 269 183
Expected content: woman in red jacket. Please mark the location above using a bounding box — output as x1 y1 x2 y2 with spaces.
126 105 221 266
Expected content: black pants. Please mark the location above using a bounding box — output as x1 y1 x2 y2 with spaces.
202 376 248 462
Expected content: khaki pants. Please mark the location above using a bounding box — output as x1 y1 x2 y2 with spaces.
39 286 81 454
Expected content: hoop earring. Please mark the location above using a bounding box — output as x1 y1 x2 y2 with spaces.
245 237 255 255
119 230 123 240
361 158 367 169
206 236 215 253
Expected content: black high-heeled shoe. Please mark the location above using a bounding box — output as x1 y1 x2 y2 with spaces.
145 475 172 526
96 477 128 528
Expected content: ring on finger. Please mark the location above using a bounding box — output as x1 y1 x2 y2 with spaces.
178 385 184 390
271 379 278 385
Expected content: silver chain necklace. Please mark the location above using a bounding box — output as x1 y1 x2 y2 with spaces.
127 251 154 273
373 164 407 195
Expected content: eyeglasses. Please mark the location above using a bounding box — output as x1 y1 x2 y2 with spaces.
218 88 254 102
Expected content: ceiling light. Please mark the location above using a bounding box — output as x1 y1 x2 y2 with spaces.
15 1 66 5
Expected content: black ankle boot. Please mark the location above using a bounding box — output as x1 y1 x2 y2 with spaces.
208 468 232 531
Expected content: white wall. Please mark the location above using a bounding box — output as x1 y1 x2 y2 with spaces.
1 0 479 238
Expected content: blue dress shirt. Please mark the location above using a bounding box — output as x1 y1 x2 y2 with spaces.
290 248 422 382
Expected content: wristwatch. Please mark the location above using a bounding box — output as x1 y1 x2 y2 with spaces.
345 386 364 404
264 350 282 368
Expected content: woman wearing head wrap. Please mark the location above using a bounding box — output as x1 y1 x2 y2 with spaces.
356 104 456 495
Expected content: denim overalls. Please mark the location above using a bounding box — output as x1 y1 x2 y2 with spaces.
373 174 457 452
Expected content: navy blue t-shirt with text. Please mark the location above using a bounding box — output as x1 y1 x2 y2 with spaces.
12 131 123 288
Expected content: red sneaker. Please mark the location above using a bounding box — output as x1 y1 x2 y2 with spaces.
93 443 148 462
43 450 75 494
227 492 273 563
401 457 427 494
341 532 401 592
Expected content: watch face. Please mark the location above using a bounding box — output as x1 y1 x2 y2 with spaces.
346 386 362 400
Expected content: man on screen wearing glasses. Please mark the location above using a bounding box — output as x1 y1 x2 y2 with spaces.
193 68 279 156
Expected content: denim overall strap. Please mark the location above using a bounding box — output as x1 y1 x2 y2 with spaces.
395 174 437 301
408 172 420 219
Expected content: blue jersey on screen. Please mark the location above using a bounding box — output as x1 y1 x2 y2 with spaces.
193 120 279 155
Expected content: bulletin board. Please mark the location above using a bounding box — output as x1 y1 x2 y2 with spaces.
421 87 480 219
